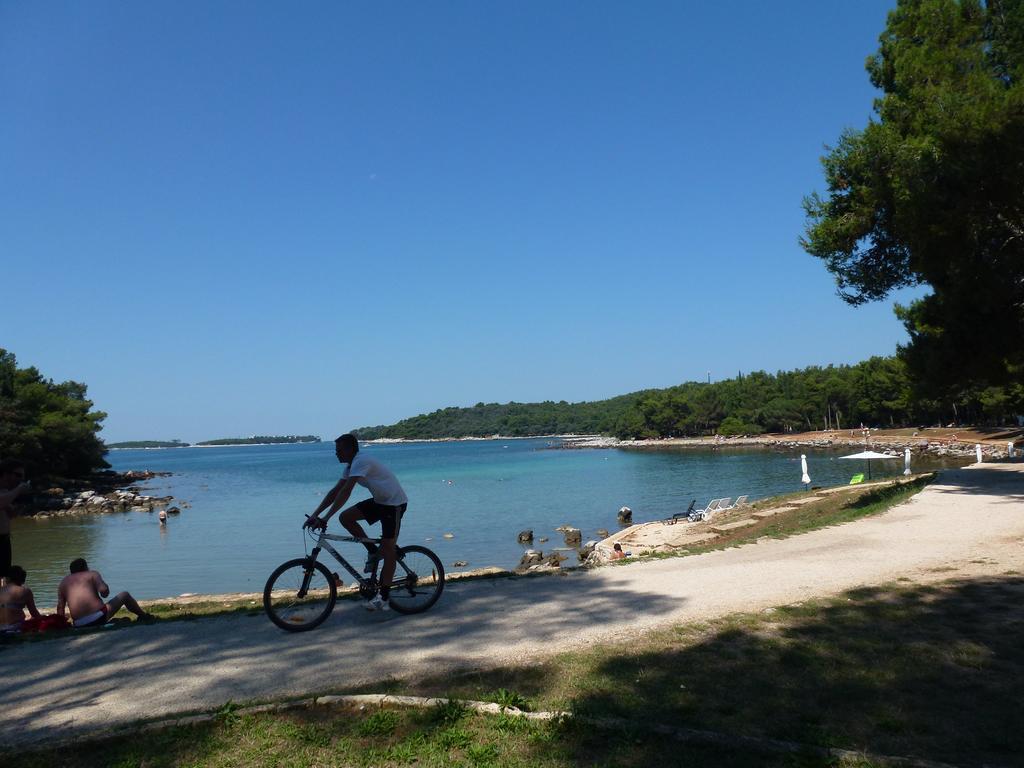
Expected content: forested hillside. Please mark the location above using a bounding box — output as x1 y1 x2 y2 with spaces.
356 356 1023 440
355 393 647 440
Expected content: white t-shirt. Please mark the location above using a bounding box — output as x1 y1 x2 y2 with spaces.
342 453 408 506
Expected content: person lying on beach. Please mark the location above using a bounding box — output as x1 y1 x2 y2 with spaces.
0 565 41 632
305 433 408 612
56 558 155 628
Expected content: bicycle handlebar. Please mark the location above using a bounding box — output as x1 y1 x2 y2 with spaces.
303 515 327 531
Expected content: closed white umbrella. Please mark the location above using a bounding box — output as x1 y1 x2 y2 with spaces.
839 450 899 480
904 448 912 476
975 444 983 464
1009 442 1016 459
800 454 810 487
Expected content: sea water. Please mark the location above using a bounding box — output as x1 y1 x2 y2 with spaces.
12 439 945 601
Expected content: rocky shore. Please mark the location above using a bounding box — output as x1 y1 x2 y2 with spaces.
558 430 1017 460
22 470 180 519
513 520 617 573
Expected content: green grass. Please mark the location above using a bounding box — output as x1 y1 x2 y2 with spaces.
756 475 934 537
637 475 935 562
375 575 1024 767
10 703 867 768
13 574 1021 767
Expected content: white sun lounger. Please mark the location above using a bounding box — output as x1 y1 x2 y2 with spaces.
733 495 749 507
689 498 723 522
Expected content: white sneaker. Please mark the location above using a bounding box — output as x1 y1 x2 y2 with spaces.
364 594 389 612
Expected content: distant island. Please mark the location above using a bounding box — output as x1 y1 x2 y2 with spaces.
196 435 321 446
107 436 322 449
106 440 191 449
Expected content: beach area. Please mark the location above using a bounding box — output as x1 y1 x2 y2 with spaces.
11 433 986 601
3 459 1023 761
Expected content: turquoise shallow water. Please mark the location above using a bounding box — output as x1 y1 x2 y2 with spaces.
13 439 938 601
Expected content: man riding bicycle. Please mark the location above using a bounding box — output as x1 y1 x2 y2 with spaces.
304 434 407 612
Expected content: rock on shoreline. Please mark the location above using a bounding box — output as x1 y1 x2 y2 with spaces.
559 433 1012 460
24 470 177 519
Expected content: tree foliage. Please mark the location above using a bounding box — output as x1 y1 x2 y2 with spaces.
0 349 109 478
196 436 320 446
106 440 189 449
357 357 1022 441
802 0 1024 395
619 358 919 438
355 394 646 440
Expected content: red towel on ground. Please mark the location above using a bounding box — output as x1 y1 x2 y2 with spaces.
20 614 69 633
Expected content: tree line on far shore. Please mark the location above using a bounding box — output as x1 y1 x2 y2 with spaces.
4 343 1020 484
355 356 1023 441
358 354 1024 438
191 436 321 446
106 436 322 448
355 393 642 441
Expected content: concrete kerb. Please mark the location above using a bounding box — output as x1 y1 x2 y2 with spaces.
18 693 970 768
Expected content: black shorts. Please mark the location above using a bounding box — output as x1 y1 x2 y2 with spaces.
352 499 406 540
0 534 10 578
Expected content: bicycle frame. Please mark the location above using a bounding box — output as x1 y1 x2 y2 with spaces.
305 530 380 590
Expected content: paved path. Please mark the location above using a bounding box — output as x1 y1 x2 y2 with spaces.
2 463 1022 747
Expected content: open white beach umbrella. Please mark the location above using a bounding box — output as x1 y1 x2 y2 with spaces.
904 448 912 476
800 454 810 487
839 450 898 480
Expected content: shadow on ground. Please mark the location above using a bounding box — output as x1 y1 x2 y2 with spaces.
7 576 1024 766
408 576 1024 767
0 568 682 746
926 463 1024 506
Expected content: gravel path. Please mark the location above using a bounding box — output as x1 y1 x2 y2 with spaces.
2 462 1022 747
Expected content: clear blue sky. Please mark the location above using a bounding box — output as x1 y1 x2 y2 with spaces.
1 1 911 442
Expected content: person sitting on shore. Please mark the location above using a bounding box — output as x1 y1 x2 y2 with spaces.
611 542 627 560
0 565 41 632
57 558 155 628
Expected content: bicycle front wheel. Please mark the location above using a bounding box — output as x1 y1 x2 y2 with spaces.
264 558 337 632
387 545 445 615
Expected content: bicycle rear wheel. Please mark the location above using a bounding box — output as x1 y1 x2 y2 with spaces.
387 545 445 614
264 558 337 632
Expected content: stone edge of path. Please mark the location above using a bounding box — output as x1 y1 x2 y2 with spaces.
13 693 972 768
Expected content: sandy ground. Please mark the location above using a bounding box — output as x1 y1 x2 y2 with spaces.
1 462 1022 748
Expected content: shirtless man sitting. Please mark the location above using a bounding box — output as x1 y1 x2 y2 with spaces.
57 558 154 628
0 565 41 632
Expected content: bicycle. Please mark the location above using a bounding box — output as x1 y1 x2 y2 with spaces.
263 519 445 632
